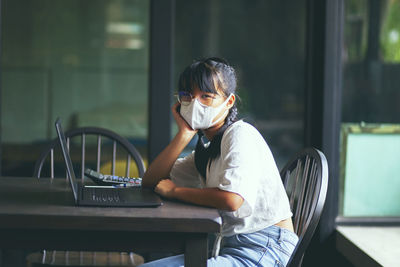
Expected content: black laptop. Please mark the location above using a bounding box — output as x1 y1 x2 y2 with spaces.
55 118 162 207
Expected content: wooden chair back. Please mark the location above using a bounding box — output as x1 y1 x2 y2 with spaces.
280 147 329 267
34 127 145 180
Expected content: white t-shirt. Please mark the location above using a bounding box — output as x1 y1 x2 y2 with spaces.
170 120 293 236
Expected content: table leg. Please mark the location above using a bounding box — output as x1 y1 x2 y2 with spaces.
184 233 208 267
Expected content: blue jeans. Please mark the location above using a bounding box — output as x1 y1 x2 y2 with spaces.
139 225 298 267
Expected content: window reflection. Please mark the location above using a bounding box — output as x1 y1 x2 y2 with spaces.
106 22 144 49
340 0 400 218
1 0 150 176
174 0 306 168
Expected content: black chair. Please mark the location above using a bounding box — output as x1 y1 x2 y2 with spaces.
280 147 329 267
29 126 146 267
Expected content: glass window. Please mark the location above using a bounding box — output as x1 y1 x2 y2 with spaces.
340 0 400 218
1 0 150 176
174 0 307 168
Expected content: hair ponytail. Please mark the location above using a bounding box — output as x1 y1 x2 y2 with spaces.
225 104 238 125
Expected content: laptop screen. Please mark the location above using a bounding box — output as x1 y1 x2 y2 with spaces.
55 118 79 202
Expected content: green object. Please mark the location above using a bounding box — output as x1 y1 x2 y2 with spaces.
341 123 400 216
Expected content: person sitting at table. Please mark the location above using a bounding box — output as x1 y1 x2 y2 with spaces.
141 57 298 267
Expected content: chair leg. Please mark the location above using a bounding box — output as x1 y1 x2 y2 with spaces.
299 255 304 267
41 250 46 264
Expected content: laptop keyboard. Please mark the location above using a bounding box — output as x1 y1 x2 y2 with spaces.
85 188 121 203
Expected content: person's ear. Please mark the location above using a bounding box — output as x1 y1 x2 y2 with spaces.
226 94 236 108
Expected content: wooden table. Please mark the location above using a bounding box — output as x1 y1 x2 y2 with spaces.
0 177 222 267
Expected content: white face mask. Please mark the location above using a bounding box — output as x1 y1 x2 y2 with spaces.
180 94 232 130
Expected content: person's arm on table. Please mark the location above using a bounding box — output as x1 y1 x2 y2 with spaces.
155 179 244 212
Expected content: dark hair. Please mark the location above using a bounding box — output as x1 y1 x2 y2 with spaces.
178 57 238 179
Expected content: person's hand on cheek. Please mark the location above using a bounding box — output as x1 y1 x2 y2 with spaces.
171 102 197 136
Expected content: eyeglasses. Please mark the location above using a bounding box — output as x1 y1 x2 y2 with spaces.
176 91 219 106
